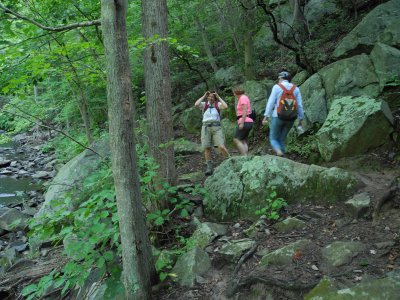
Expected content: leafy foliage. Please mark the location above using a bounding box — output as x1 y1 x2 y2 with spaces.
255 187 287 220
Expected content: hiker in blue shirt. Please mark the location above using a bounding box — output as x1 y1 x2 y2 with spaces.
262 70 304 156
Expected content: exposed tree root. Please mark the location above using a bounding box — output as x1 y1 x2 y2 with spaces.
226 272 319 298
232 243 258 276
372 180 398 223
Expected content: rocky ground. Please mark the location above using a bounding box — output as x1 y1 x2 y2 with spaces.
153 125 400 299
0 127 399 300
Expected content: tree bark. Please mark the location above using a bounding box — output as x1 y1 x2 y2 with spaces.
100 1 155 299
244 31 255 80
289 0 309 44
142 0 177 187
242 0 256 80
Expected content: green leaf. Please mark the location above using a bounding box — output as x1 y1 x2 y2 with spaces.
97 257 106 268
155 216 165 226
22 284 38 296
104 251 114 261
100 211 109 218
160 272 168 281
180 209 189 218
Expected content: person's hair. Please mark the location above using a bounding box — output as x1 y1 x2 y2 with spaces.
278 69 291 81
232 86 245 95
206 91 217 101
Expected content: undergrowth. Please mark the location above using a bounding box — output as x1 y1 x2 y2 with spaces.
22 141 206 299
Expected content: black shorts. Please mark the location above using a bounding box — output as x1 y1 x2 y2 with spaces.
235 122 253 140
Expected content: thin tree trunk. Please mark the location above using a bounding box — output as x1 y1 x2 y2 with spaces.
142 0 177 187
33 84 38 103
195 18 218 73
68 79 93 144
100 1 155 299
244 32 255 80
48 33 94 144
242 0 256 80
218 0 241 53
289 0 309 44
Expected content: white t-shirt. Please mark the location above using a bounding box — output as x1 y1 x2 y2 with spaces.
199 101 221 123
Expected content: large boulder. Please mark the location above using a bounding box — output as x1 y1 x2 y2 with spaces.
215 66 244 87
370 43 400 89
37 139 110 217
316 96 393 161
300 55 380 128
318 54 380 102
203 156 361 221
333 0 400 58
304 0 338 24
299 73 328 127
242 79 275 118
179 106 203 134
221 118 237 148
305 272 400 299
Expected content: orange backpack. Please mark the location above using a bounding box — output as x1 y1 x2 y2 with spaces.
277 83 298 121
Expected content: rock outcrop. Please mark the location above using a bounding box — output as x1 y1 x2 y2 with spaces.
204 156 362 221
316 96 393 161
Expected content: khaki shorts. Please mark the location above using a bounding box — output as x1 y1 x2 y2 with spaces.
201 125 225 150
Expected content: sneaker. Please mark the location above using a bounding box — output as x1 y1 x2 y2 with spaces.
276 149 284 156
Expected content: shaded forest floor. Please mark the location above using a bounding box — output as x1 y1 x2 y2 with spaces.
1 123 399 300
154 123 400 299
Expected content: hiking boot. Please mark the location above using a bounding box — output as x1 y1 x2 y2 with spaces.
205 161 213 176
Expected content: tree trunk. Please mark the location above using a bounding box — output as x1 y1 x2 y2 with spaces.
242 0 256 80
142 0 177 187
219 0 241 53
289 0 309 43
195 18 218 73
244 32 255 80
100 1 155 299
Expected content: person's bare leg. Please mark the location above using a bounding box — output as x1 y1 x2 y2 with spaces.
233 138 247 156
218 145 230 158
243 141 249 156
204 147 212 161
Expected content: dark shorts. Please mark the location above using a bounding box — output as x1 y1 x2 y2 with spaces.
234 122 253 140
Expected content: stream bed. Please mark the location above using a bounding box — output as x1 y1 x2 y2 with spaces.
0 142 42 207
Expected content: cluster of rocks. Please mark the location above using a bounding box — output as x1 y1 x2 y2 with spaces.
163 207 400 299
0 132 57 274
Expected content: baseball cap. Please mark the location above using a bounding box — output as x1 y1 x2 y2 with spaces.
278 71 290 78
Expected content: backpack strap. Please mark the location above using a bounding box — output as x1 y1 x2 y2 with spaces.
278 83 287 92
203 101 220 115
278 83 296 93
215 100 220 115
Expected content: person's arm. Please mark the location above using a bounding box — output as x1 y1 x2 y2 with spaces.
295 88 304 126
195 92 208 108
262 85 278 125
215 93 228 109
239 101 248 129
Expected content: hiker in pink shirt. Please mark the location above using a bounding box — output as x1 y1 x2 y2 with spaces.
233 86 254 156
